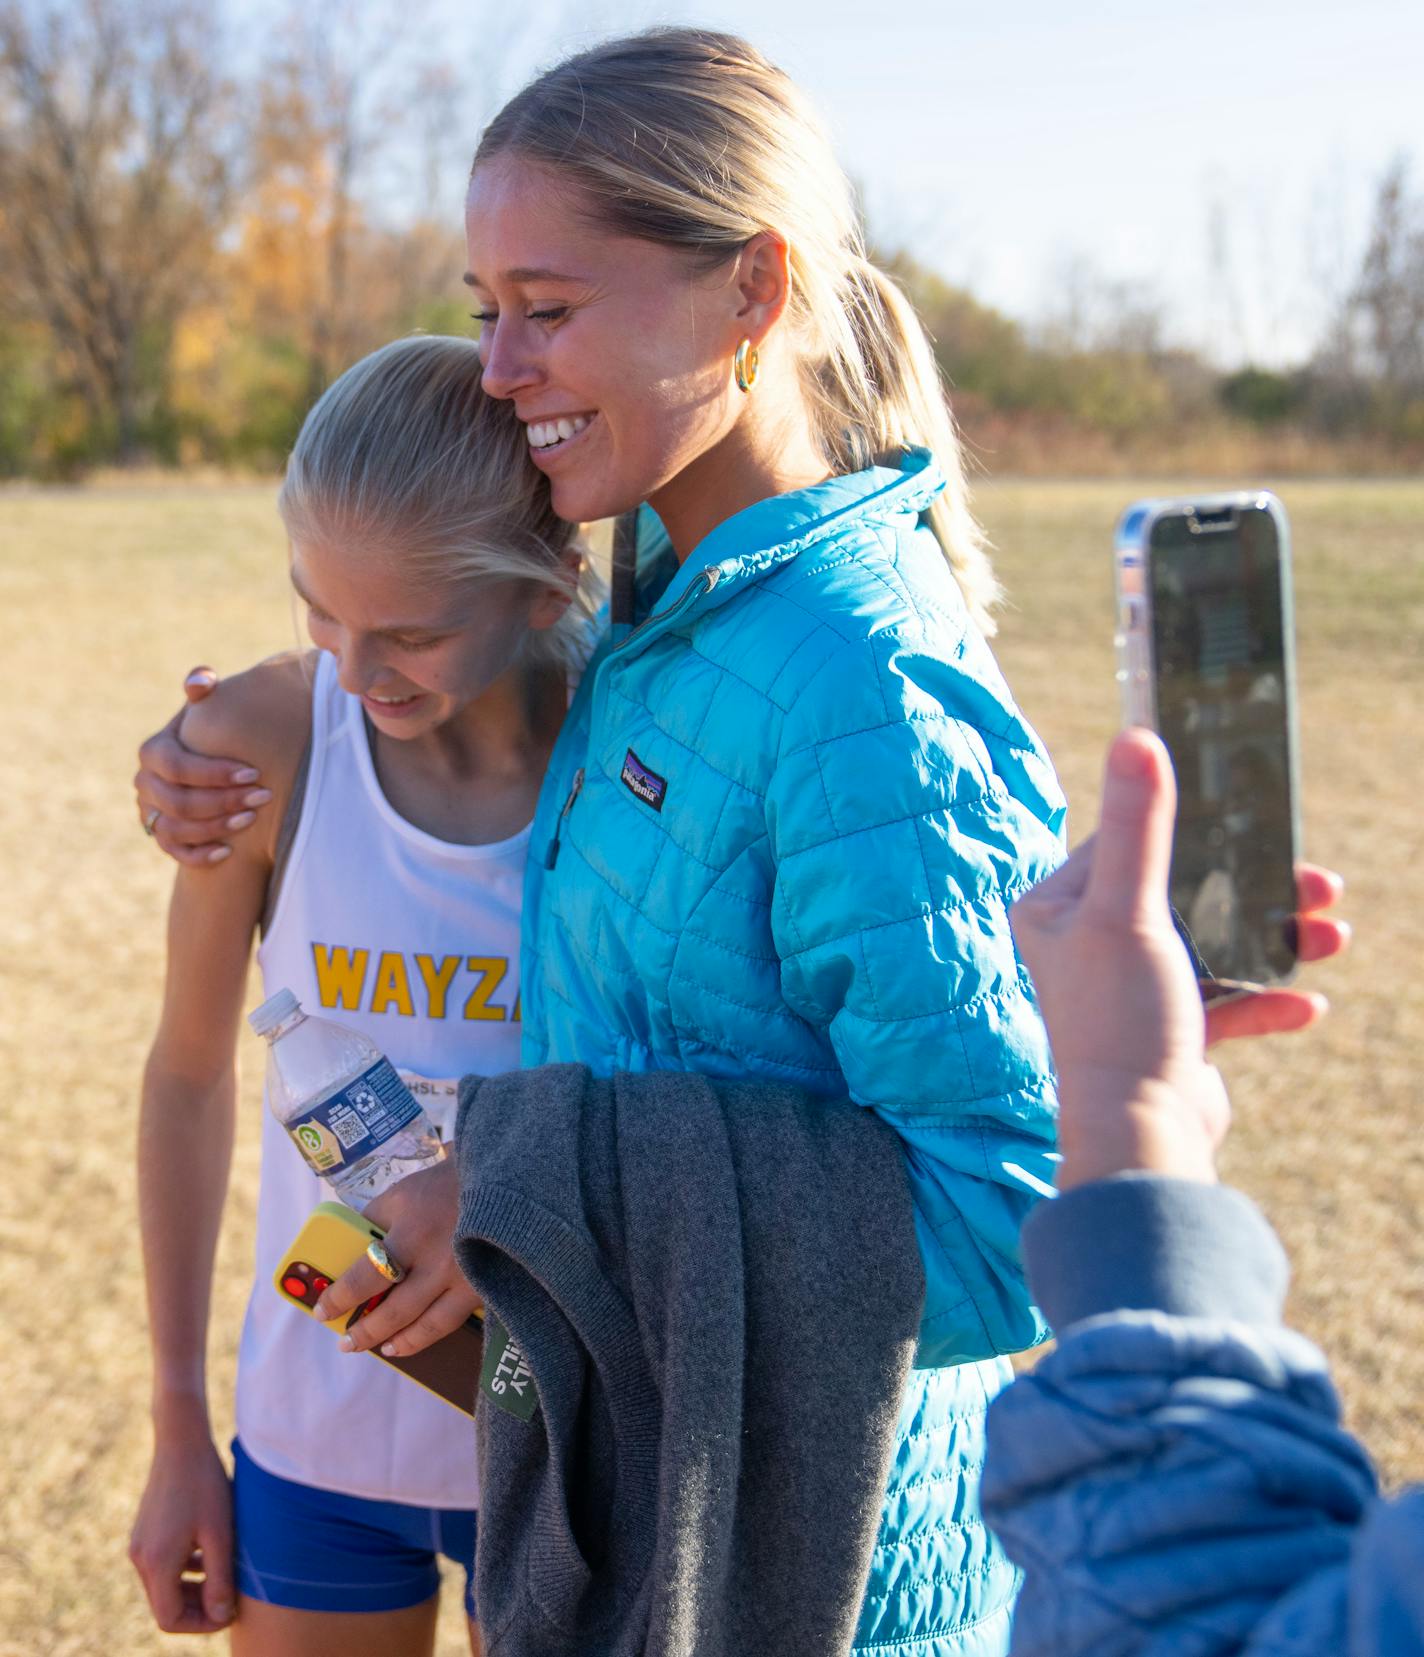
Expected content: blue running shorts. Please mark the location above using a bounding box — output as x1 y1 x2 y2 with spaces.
231 1438 478 1619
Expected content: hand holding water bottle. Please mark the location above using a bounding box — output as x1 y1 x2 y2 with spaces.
250 989 480 1355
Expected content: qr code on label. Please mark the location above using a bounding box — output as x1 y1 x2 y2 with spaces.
326 1104 366 1149
347 1080 381 1120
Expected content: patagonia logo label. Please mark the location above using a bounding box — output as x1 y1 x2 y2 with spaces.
620 749 667 812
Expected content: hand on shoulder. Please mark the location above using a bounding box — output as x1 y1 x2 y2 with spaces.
179 651 315 866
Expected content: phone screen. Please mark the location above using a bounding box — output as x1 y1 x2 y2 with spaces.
1148 503 1297 985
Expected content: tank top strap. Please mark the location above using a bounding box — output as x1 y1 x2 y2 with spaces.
259 651 342 945
312 647 350 756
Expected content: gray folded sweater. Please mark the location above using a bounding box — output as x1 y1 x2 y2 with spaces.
453 1064 924 1657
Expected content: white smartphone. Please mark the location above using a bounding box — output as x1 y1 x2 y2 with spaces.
1115 491 1301 993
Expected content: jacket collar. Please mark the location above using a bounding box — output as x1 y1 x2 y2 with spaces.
625 448 946 648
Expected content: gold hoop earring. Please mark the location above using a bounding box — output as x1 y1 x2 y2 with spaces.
734 338 760 394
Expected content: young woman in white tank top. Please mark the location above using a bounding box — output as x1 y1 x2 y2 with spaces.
131 337 596 1657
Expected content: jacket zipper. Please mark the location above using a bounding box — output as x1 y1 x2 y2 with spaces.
612 565 720 654
546 567 715 870
544 766 585 870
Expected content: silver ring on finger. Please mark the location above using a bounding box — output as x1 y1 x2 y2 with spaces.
143 807 161 837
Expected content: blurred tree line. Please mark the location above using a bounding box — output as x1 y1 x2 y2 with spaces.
0 0 1420 478
882 153 1424 470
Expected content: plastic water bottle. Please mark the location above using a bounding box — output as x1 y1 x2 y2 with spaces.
249 988 444 1211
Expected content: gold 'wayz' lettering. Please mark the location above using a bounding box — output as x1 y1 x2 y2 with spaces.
463 958 508 1021
312 944 369 1010
308 943 514 1020
414 954 462 1020
370 951 415 1017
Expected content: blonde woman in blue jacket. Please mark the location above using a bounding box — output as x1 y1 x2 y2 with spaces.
135 29 1340 1654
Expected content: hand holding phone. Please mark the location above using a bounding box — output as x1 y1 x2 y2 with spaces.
275 1201 482 1416
1010 727 1231 1189
310 1154 481 1363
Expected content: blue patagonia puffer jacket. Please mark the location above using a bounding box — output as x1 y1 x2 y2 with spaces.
521 449 1067 1655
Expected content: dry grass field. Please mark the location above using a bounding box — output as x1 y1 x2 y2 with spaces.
1 478 1420 1655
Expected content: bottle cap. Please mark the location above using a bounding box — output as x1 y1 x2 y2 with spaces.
248 987 301 1037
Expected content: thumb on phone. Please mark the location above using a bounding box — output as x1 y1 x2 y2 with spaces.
1083 728 1177 928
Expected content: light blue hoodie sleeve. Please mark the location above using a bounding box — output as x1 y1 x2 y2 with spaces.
767 623 1066 1367
981 1176 1413 1657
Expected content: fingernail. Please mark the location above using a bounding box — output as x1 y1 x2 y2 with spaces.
243 788 273 808
206 846 232 864
1108 732 1156 781
226 811 256 831
231 767 260 785
338 1336 354 1352
381 1342 397 1357
312 1302 329 1321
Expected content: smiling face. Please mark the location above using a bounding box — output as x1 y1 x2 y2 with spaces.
464 155 747 529
292 537 547 741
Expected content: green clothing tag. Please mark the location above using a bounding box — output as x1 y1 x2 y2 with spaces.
479 1314 539 1421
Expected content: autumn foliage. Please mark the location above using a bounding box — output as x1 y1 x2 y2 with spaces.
1 0 1420 478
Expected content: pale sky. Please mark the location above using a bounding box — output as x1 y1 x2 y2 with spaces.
485 0 1424 367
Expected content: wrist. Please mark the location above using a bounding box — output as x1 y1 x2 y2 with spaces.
150 1385 213 1446
1056 1074 1220 1191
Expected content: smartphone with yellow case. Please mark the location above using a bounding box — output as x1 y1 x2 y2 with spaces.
274 1200 482 1416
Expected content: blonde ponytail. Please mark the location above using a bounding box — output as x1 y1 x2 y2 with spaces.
805 257 1001 629
476 27 1002 635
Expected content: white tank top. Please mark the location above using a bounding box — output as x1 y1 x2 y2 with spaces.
237 651 526 1507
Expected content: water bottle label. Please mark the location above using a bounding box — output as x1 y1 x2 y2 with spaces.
286 1058 423 1175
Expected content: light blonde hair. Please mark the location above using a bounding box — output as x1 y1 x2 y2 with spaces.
475 27 1001 633
278 335 599 672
